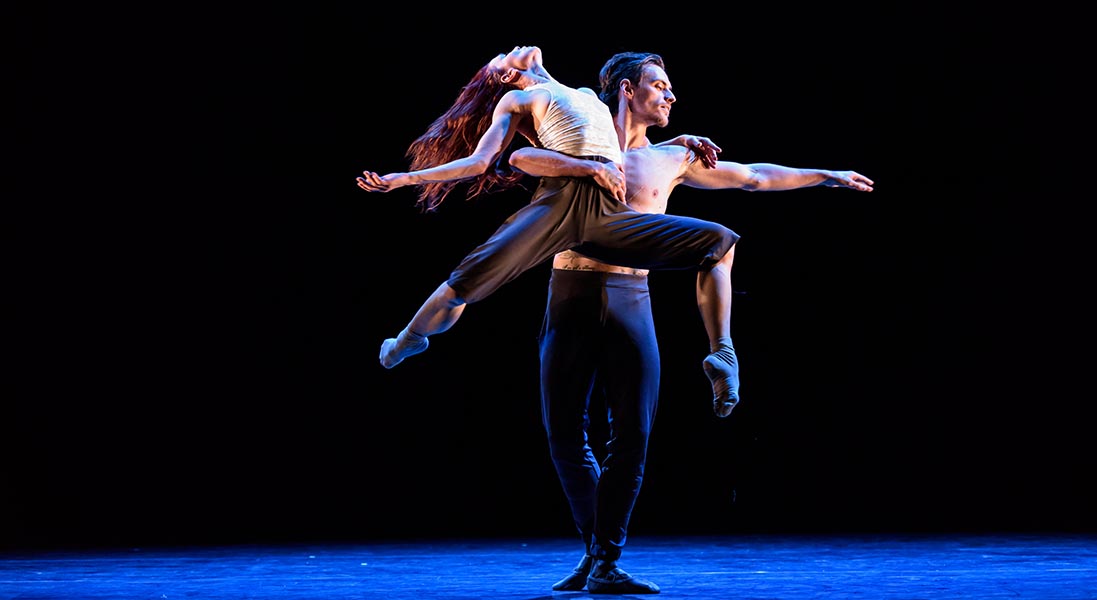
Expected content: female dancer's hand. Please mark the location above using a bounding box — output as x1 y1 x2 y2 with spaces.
590 161 627 204
658 134 722 169
678 135 722 169
356 171 407 193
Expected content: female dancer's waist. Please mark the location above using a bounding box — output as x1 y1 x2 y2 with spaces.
574 155 615 164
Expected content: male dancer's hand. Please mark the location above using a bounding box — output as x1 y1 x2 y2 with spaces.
822 171 875 192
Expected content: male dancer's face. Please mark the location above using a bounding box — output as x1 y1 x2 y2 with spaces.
628 64 677 128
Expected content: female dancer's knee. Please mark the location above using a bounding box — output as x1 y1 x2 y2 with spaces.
707 225 738 266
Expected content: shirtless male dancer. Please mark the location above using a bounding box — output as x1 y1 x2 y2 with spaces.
508 51 873 594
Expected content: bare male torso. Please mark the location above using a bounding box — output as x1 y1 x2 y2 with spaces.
552 143 697 275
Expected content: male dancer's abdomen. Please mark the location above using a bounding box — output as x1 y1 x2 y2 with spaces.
552 249 649 276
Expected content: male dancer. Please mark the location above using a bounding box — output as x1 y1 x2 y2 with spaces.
509 51 873 594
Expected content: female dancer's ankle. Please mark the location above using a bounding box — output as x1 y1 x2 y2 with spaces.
710 336 734 353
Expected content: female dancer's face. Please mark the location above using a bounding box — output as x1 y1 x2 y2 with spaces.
489 45 542 72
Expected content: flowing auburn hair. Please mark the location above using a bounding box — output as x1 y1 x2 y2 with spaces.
405 64 527 212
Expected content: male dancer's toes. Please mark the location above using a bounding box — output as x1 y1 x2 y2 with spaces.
379 327 429 368
703 337 739 418
552 554 593 591
586 560 660 594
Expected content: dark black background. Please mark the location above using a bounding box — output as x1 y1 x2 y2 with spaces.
11 9 1089 550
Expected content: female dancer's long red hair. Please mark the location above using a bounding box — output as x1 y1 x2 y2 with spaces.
405 65 526 212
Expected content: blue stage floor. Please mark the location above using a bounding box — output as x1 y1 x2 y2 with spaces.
3 533 1095 599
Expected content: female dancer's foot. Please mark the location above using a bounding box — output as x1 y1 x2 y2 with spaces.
379 328 429 368
703 339 739 417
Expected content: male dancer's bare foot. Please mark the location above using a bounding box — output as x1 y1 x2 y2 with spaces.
703 340 739 417
379 328 429 368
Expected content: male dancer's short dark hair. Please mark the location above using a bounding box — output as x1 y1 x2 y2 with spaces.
598 52 665 115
